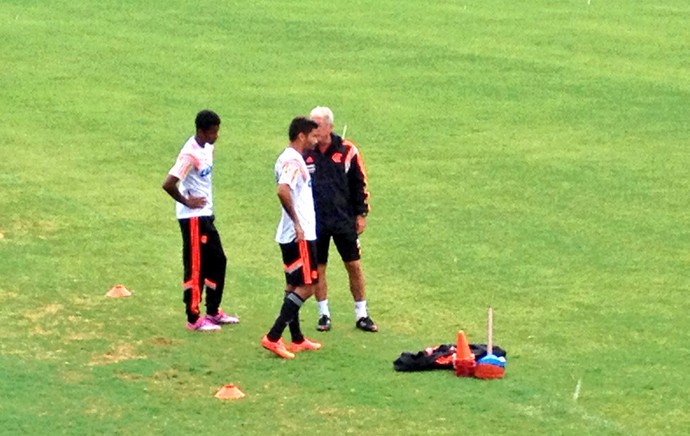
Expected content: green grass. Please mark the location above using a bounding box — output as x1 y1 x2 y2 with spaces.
1 0 688 434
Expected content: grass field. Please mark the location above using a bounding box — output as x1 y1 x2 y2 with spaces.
1 0 688 434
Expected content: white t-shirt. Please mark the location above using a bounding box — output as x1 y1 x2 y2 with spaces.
274 146 316 243
168 136 215 219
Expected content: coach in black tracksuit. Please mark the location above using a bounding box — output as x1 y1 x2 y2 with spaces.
305 106 378 333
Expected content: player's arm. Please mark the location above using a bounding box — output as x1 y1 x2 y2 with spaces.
162 153 207 209
345 144 370 216
344 143 370 233
162 175 206 209
277 183 304 242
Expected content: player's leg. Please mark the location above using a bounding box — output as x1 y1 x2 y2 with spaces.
201 217 239 325
314 232 331 331
344 259 365 301
263 240 321 358
179 217 219 332
285 286 303 342
333 232 378 332
287 240 321 352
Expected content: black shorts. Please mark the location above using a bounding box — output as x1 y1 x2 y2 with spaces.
316 228 361 264
280 240 319 287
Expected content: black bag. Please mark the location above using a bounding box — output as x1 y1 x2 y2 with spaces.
393 343 507 372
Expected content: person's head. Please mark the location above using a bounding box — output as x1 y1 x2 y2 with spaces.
195 110 221 145
309 106 334 144
288 116 319 150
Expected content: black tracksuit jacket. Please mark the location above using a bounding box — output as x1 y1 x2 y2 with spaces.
305 133 370 235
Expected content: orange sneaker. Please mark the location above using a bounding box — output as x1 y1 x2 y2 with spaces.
261 335 295 359
289 338 322 353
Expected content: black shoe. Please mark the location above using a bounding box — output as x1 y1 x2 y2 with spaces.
355 316 378 332
317 315 331 332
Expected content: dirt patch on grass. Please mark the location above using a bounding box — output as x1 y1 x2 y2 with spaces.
83 398 123 419
0 289 18 301
24 303 63 322
151 368 181 382
61 370 92 383
150 336 176 347
114 371 144 381
90 343 146 366
67 330 101 341
6 219 61 240
30 325 50 336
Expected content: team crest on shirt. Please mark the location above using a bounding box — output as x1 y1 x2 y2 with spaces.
331 152 343 163
199 166 213 177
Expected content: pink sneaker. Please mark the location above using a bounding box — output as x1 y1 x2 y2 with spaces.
187 317 221 332
206 310 240 325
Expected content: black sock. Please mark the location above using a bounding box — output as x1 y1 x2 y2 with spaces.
267 292 304 341
284 290 304 343
288 315 304 343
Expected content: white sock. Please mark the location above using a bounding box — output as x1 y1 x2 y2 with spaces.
318 300 330 317
355 300 368 320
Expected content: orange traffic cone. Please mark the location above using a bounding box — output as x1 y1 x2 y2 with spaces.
454 330 476 377
214 384 245 400
106 285 132 298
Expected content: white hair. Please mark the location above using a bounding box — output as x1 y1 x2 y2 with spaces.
310 106 334 125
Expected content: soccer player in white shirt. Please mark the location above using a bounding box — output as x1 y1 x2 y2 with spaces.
261 117 322 359
162 110 239 332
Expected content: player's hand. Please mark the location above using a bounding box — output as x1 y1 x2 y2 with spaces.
295 224 305 242
185 196 207 209
356 215 367 235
